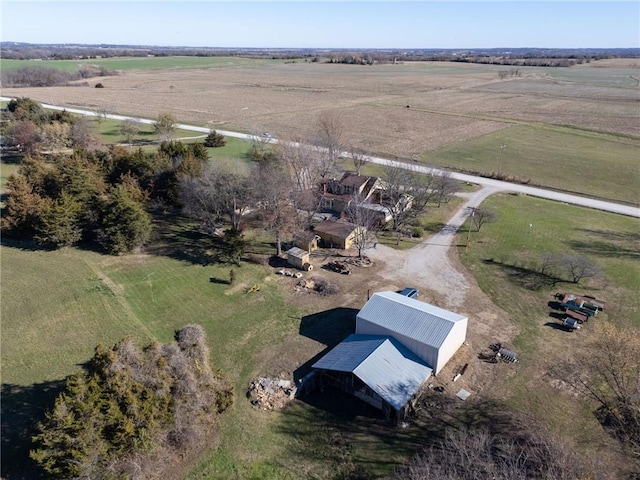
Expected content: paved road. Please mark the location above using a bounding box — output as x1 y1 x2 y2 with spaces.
3 97 637 218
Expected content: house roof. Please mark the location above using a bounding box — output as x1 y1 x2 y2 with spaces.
339 172 371 189
313 220 360 239
313 334 433 411
357 291 467 349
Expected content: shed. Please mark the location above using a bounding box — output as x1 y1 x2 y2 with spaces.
356 291 467 375
312 334 433 421
286 247 310 270
294 232 321 252
313 220 365 250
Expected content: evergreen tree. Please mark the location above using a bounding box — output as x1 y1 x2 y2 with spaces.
1 174 49 239
203 131 226 148
100 186 152 254
30 326 232 479
35 191 83 248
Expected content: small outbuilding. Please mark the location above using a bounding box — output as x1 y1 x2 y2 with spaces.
286 247 311 270
313 220 365 250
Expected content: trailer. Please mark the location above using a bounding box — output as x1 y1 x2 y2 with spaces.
565 309 589 323
562 318 581 331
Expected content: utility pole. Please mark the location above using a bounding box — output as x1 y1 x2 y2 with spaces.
466 208 475 250
498 144 507 175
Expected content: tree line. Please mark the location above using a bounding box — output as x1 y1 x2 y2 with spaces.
2 98 460 261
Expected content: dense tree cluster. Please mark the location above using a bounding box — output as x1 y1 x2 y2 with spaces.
1 99 211 253
30 325 233 479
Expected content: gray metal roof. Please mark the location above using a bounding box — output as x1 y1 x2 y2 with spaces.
286 246 309 259
357 291 467 349
312 334 433 411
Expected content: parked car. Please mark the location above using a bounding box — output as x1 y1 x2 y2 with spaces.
399 287 419 299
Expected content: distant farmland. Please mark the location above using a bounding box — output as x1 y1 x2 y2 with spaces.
2 58 638 204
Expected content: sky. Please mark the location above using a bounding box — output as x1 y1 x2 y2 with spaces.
1 1 638 49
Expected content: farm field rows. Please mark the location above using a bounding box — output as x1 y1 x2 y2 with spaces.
3 59 638 204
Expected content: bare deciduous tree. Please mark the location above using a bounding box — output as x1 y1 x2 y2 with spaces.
179 164 251 232
397 415 593 480
71 116 98 149
345 193 381 258
154 113 177 142
119 119 140 146
560 254 602 283
539 252 561 276
274 134 324 191
315 111 344 168
433 171 459 207
552 323 640 465
96 106 113 124
348 145 369 176
253 162 297 256
380 165 438 244
469 207 497 231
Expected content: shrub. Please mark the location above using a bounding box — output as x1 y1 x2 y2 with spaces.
95 83 104 88
411 226 425 238
204 131 226 148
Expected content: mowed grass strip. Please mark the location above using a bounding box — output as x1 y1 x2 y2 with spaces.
0 56 276 74
460 193 639 342
422 124 640 205
0 247 154 385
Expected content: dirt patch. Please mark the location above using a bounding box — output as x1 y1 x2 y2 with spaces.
224 282 247 295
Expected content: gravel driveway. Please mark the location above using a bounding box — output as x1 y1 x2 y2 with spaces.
366 186 501 309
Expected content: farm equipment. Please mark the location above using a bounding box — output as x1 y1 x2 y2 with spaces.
565 309 589 324
325 261 352 275
479 343 518 364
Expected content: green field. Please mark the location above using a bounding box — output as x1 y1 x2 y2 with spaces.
92 117 205 145
2 187 639 478
0 56 279 74
458 193 640 448
421 124 640 206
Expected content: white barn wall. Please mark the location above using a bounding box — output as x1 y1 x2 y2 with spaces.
355 292 468 375
435 318 467 374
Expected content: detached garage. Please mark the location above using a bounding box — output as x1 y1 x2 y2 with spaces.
356 291 467 375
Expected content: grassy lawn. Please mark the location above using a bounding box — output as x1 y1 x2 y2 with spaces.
1 160 21 193
0 56 280 74
457 193 640 449
0 212 313 478
420 124 640 206
3 188 638 478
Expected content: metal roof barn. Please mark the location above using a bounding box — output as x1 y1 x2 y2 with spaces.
356 291 468 375
313 334 433 411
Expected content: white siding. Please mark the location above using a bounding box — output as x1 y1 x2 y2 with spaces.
356 292 468 374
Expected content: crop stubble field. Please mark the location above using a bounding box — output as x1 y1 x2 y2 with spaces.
4 58 638 204
2 57 640 479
